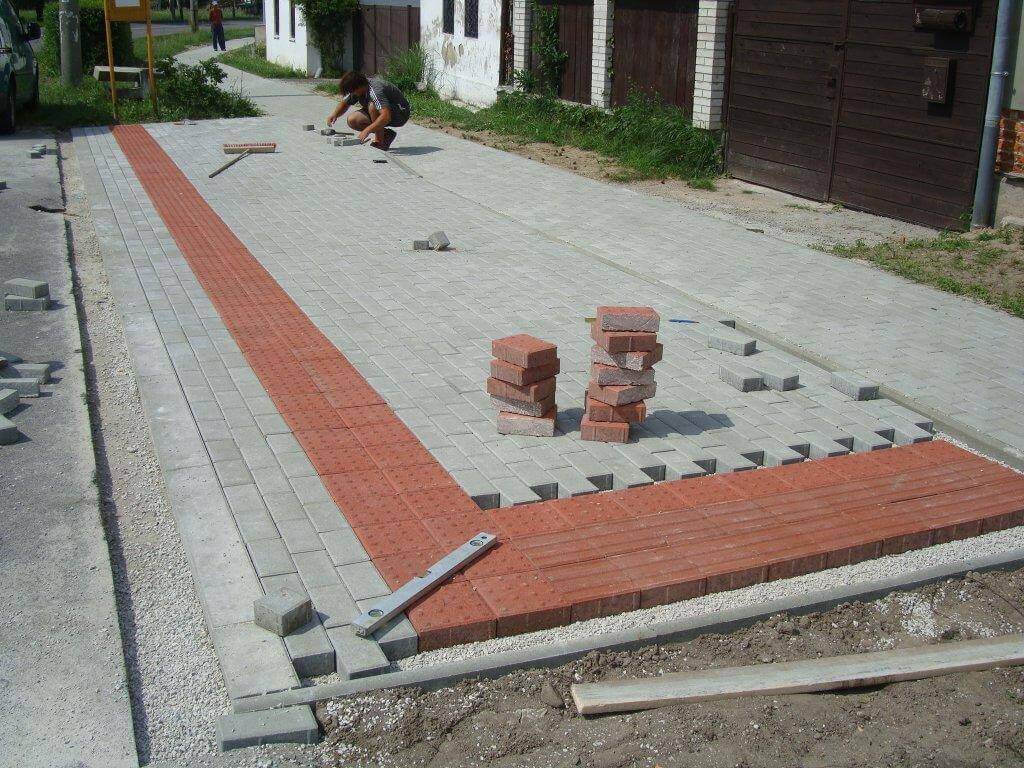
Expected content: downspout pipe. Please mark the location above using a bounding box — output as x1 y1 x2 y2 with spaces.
972 0 1018 228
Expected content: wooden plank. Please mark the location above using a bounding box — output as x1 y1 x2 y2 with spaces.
571 634 1024 715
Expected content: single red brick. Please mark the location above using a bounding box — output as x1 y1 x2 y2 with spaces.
590 324 659 353
720 470 796 500
670 474 749 507
472 572 571 636
407 581 496 651
497 408 557 437
590 342 664 372
490 357 561 386
489 502 573 538
586 400 647 424
461 541 537 579
491 334 558 368
373 547 444 589
339 404 395 428
542 559 639 622
351 421 418 447
365 440 437 470
293 427 362 454
610 547 707 608
491 394 556 418
486 376 556 402
581 415 631 443
308 446 378 474
689 549 769 593
401 486 481 519
608 482 690 516
591 363 656 387
330 491 415 528
421 510 495 549
321 469 395 500
596 305 661 333
586 380 656 406
385 463 456 494
355 517 438 558
555 493 633 525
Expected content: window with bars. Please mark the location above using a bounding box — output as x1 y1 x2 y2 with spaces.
464 0 478 37
273 0 280 36
443 0 454 34
289 0 296 38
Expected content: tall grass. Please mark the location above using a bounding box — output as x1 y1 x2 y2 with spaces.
381 43 429 92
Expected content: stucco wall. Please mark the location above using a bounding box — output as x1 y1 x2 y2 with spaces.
262 0 353 75
421 0 504 106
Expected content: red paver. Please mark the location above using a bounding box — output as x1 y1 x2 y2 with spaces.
116 124 1024 655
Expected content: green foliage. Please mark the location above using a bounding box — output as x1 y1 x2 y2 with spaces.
382 44 428 92
40 0 132 75
155 57 260 119
529 0 566 95
219 42 307 78
140 25 255 60
292 0 356 74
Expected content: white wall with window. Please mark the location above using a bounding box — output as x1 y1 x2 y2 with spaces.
421 0 504 106
262 0 354 75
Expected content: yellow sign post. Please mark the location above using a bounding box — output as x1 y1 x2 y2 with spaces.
102 0 159 120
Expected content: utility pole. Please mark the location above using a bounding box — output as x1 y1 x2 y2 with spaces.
189 0 198 31
58 0 82 86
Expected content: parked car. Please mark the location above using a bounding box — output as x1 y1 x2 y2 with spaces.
0 0 40 133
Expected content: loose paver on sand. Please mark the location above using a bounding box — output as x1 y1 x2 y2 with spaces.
74 117 1024 700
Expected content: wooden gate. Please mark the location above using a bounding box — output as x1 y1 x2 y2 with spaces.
611 0 698 112
532 0 593 104
355 4 421 75
726 0 997 229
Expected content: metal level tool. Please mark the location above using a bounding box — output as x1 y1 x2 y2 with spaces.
351 532 497 637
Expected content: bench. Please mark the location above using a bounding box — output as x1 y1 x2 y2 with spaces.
92 65 151 100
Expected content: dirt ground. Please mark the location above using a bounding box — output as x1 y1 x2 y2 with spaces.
413 118 935 251
316 568 1024 768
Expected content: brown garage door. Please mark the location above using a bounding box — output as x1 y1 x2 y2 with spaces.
726 0 996 229
611 0 698 112
355 4 420 76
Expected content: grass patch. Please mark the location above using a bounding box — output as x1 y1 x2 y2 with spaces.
143 25 255 60
832 227 1024 319
218 42 307 78
24 31 260 130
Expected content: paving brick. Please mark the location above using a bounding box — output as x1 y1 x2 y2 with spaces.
0 377 39 396
749 357 800 391
254 588 312 636
497 408 557 437
753 437 806 467
371 612 419 660
4 295 50 311
595 306 661 332
590 343 663 371
707 328 756 356
547 465 600 497
0 388 18 415
889 418 934 445
591 363 656 386
843 424 893 452
563 451 615 491
587 381 656 406
293 550 342 589
216 706 319 750
283 617 336 677
799 431 851 459
492 475 542 506
491 334 558 368
3 278 49 299
585 399 646 424
248 539 296 578
830 370 879 400
337 560 391 600
719 361 763 392
704 446 758 472
590 324 658 353
0 414 19 444
486 376 556 402
658 451 708 481
507 459 559 500
490 357 560 386
325 626 391 678
491 394 556 417
307 584 360 628
450 468 502 509
581 416 630 443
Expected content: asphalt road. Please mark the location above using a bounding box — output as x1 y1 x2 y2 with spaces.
130 18 257 38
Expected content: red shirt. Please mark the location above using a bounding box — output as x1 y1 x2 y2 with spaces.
210 6 223 24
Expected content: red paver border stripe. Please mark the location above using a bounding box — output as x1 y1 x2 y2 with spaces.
112 125 1024 651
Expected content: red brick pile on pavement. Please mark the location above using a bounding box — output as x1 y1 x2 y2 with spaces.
488 334 560 437
582 306 661 443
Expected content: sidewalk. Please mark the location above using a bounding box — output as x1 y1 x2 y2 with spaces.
188 53 1024 466
0 135 136 767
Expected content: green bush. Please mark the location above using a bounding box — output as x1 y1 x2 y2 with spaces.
292 0 356 74
382 44 427 92
155 57 260 120
40 0 132 75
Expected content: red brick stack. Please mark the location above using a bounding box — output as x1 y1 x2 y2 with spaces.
582 306 661 443
488 334 560 437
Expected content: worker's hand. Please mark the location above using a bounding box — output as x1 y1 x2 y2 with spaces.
327 114 336 127
358 128 371 143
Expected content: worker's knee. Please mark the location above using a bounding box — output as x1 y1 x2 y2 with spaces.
346 112 369 129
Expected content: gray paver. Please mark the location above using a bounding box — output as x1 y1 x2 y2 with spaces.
293 550 342 589
248 538 296 578
3 278 49 299
338 560 392 601
326 626 391 678
708 328 757 356
321 527 370 566
719 362 763 392
0 413 19 444
830 370 879 401
307 584 360 628
282 617 336 677
491 475 542 506
0 377 40 396
749 357 800 391
0 388 18 414
372 613 420 660
799 431 852 459
254 588 313 637
278 518 324 554
216 706 319 750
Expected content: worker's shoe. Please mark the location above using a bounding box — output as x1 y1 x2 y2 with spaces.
372 128 397 151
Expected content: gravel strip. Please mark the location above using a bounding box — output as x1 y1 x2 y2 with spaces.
398 438 1024 672
63 135 229 762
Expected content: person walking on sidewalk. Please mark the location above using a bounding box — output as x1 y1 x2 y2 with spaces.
210 0 226 51
326 71 411 151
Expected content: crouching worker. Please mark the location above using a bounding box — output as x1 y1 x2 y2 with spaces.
327 71 411 151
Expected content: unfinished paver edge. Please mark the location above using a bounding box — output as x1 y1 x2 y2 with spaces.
71 127 301 700
232 545 1024 714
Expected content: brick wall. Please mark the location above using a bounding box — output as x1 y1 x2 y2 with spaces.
512 0 532 74
692 0 731 130
996 109 1024 175
591 0 613 108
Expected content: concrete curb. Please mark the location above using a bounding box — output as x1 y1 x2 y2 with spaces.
232 546 1024 714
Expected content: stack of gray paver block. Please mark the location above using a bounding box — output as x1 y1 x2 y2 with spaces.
4 278 51 311
0 355 44 445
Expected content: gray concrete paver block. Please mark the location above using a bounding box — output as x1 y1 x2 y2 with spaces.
0 388 18 414
0 413 20 444
278 518 324 554
326 626 391 678
248 538 297 578
372 613 419 660
0 377 40 396
216 705 319 750
3 278 49 299
283 617 336 678
320 527 370 566
293 550 343 589
830 370 879 400
337 561 391 601
254 588 313 637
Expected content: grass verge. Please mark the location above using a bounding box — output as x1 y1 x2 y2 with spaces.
218 42 306 78
316 81 721 182
23 27 258 130
830 228 1024 318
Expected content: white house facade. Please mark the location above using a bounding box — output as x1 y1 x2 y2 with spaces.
262 0 354 75
422 0 506 106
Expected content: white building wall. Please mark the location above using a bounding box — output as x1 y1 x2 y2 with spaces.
591 0 612 108
262 0 353 76
692 0 731 130
422 0 504 106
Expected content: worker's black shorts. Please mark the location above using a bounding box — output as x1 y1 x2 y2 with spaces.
356 106 410 128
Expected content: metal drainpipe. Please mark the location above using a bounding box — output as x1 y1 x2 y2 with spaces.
971 0 1018 228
